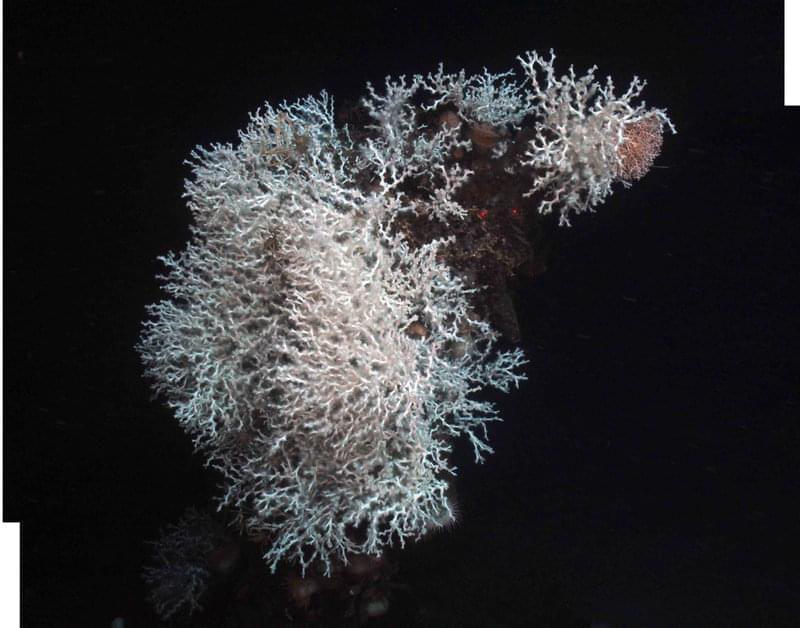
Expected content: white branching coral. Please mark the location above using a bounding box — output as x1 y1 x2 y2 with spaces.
422 65 535 128
518 50 676 225
139 51 672 576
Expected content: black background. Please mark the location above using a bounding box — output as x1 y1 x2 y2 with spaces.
4 1 798 625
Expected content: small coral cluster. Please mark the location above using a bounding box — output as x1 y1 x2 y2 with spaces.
138 50 673 579
142 509 227 620
517 51 675 224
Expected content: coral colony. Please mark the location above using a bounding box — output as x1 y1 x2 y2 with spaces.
138 51 673 619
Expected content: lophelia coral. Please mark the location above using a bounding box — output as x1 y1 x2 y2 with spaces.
138 51 673 576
